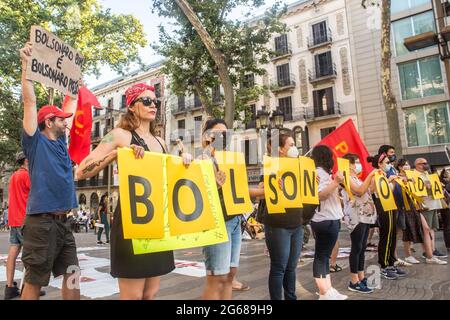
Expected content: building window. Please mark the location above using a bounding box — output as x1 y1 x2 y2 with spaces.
243 139 258 165
311 21 329 46
194 116 202 123
107 98 114 110
178 95 185 110
392 0 430 15
154 83 162 98
94 108 100 117
274 34 289 55
194 93 202 107
398 55 444 100
314 51 333 77
178 119 185 130
320 126 336 139
392 11 436 56
245 104 256 129
405 102 450 147
242 74 255 88
276 63 292 86
313 87 335 117
279 97 293 121
121 95 126 109
94 122 100 137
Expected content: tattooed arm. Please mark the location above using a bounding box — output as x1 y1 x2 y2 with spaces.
76 128 128 180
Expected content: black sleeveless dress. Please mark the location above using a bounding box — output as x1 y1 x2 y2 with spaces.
110 132 175 278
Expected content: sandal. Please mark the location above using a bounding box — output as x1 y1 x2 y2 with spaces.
232 284 251 291
330 264 343 273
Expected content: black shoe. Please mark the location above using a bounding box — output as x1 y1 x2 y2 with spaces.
39 290 46 297
4 283 20 300
106 240 110 244
97 241 104 245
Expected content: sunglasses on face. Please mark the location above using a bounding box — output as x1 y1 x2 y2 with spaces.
133 96 161 108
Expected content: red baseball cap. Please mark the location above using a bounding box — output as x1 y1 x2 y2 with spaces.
37 105 73 124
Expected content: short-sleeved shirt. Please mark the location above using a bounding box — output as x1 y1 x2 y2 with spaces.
22 129 77 214
311 167 343 222
7 168 30 227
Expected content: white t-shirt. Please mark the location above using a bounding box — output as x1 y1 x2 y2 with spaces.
312 167 344 223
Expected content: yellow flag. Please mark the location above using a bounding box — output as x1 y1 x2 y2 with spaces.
263 156 286 214
299 156 319 205
118 148 165 239
337 158 354 200
428 173 445 200
214 151 253 215
167 157 216 236
374 172 397 211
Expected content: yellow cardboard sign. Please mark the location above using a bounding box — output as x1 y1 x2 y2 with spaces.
167 157 216 236
396 178 414 211
263 156 286 214
278 157 302 209
118 148 165 239
214 151 253 215
405 170 428 197
428 173 445 199
374 172 397 211
337 157 354 200
299 157 319 205
132 160 228 254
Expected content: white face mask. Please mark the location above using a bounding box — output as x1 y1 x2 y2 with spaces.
403 165 411 171
286 146 299 158
355 163 362 174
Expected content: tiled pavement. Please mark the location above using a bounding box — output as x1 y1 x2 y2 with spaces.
0 228 449 300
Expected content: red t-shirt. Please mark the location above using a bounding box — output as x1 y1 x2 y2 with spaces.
7 168 30 227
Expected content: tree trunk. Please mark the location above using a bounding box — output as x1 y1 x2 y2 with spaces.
380 0 402 157
175 0 235 127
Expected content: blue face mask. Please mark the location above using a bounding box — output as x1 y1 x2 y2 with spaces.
384 164 393 173
355 163 363 174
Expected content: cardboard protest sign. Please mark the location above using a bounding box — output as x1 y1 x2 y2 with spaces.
214 151 253 215
299 157 319 205
167 157 216 236
277 157 302 209
374 172 397 211
118 148 165 239
26 26 84 98
337 158 354 200
405 170 428 197
132 160 228 254
263 156 286 214
428 173 445 200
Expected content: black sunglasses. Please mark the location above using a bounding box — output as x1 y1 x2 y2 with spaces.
133 96 161 108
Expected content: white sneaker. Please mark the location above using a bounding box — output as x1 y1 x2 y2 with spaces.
405 256 420 264
331 287 348 300
425 256 448 265
395 258 412 267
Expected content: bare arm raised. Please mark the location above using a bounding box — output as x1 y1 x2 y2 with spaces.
20 43 37 136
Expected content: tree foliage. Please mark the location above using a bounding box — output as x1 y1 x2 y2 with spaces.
151 0 287 123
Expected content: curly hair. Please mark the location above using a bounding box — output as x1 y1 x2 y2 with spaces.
311 145 334 172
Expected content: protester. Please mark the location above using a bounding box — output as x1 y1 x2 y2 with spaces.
76 82 192 300
367 153 405 280
414 158 447 258
96 194 110 245
396 159 446 265
310 145 348 300
249 131 304 300
19 43 81 300
439 169 450 252
342 153 377 293
197 118 243 300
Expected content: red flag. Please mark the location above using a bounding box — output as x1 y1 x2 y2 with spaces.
67 86 101 164
316 119 371 179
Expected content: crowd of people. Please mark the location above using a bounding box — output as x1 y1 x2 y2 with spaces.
2 42 449 300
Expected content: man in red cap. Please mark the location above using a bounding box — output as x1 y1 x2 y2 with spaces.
19 42 80 300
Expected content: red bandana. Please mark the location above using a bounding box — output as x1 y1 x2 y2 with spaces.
125 83 155 107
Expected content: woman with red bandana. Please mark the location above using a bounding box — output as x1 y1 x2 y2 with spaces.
76 83 192 299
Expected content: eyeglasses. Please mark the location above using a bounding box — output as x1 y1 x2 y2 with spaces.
133 96 161 108
418 162 428 165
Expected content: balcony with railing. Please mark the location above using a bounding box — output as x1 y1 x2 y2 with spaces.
270 73 296 93
271 43 293 61
308 63 337 85
307 29 333 50
304 102 342 123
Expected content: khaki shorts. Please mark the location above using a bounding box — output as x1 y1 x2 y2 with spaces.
421 210 439 231
21 213 79 287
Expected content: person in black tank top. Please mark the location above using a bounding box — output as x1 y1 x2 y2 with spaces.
76 83 192 300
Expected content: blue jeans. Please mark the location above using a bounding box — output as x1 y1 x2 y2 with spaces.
265 225 304 300
311 220 340 278
203 216 242 275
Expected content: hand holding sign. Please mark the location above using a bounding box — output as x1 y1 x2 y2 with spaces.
215 170 226 187
20 42 33 64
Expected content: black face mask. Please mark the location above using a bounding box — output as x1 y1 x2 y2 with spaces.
388 155 397 163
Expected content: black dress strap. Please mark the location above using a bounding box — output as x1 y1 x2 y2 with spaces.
131 130 166 154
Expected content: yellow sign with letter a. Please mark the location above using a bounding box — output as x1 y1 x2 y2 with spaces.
374 172 397 211
214 151 253 215
428 173 444 200
299 157 319 205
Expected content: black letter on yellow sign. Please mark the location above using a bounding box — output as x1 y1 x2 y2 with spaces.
268 173 278 205
230 168 244 204
379 177 391 200
172 179 203 222
129 175 154 224
417 177 425 193
304 170 316 196
434 180 443 196
281 172 297 201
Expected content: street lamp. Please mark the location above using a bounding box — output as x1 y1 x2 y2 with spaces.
256 106 270 130
270 107 285 129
